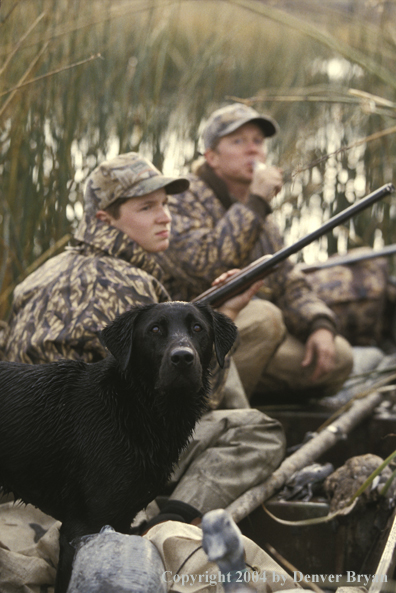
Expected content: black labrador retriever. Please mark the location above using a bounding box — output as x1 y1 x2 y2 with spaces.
0 301 237 593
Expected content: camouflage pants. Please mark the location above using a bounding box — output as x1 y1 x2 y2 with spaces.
233 299 354 399
168 408 285 514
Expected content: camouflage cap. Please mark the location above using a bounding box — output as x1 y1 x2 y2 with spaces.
84 152 190 214
202 103 279 150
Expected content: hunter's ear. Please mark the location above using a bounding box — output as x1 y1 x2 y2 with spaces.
100 306 152 372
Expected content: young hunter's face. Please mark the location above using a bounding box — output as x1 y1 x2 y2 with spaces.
206 122 267 185
105 189 172 252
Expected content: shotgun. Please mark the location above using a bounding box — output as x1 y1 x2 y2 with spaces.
299 243 396 273
193 183 395 308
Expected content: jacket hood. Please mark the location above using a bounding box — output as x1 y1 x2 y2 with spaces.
73 212 164 280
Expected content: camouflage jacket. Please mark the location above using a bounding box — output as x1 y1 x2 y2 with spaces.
302 251 390 346
158 163 337 342
3 214 169 365
3 213 229 408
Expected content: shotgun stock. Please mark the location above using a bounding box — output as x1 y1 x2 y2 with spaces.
193 183 395 308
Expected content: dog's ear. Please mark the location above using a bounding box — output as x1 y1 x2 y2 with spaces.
211 310 238 368
196 305 238 368
100 306 153 372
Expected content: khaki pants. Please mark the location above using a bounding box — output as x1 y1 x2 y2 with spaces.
0 503 300 593
169 408 285 514
233 299 354 399
146 521 300 592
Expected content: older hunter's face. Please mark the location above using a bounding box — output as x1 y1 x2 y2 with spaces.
100 188 172 252
205 122 267 185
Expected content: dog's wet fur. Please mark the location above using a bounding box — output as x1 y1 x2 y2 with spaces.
0 301 237 593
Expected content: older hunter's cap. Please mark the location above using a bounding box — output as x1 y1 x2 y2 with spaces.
84 152 190 214
202 103 279 150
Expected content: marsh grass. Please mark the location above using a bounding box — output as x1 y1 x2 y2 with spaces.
1 0 396 317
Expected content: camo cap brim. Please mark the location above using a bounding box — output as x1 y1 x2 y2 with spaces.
84 152 190 214
202 103 279 150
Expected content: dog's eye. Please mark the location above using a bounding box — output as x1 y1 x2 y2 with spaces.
151 325 160 333
192 324 202 332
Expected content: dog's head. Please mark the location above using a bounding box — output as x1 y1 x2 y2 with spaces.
100 302 237 393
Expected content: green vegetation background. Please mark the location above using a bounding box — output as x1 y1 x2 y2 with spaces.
1 0 396 317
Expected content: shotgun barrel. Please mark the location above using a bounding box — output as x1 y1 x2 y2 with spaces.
193 183 395 308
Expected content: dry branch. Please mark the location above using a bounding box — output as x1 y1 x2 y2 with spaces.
0 42 48 118
226 390 385 524
369 512 396 593
0 53 103 98
266 544 325 593
0 12 45 78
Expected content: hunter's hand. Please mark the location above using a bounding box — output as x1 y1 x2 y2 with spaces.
212 269 263 321
250 165 283 202
301 328 337 382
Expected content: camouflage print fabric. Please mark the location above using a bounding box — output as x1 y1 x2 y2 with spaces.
3 149 191 364
202 102 278 150
3 211 230 408
157 163 337 343
84 151 189 215
3 215 169 364
303 251 389 346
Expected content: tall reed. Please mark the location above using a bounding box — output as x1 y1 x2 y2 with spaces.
1 0 395 317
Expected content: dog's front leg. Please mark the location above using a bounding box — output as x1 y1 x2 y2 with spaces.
55 523 75 593
55 520 93 593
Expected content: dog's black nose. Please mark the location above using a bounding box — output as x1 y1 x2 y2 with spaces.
170 347 195 366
